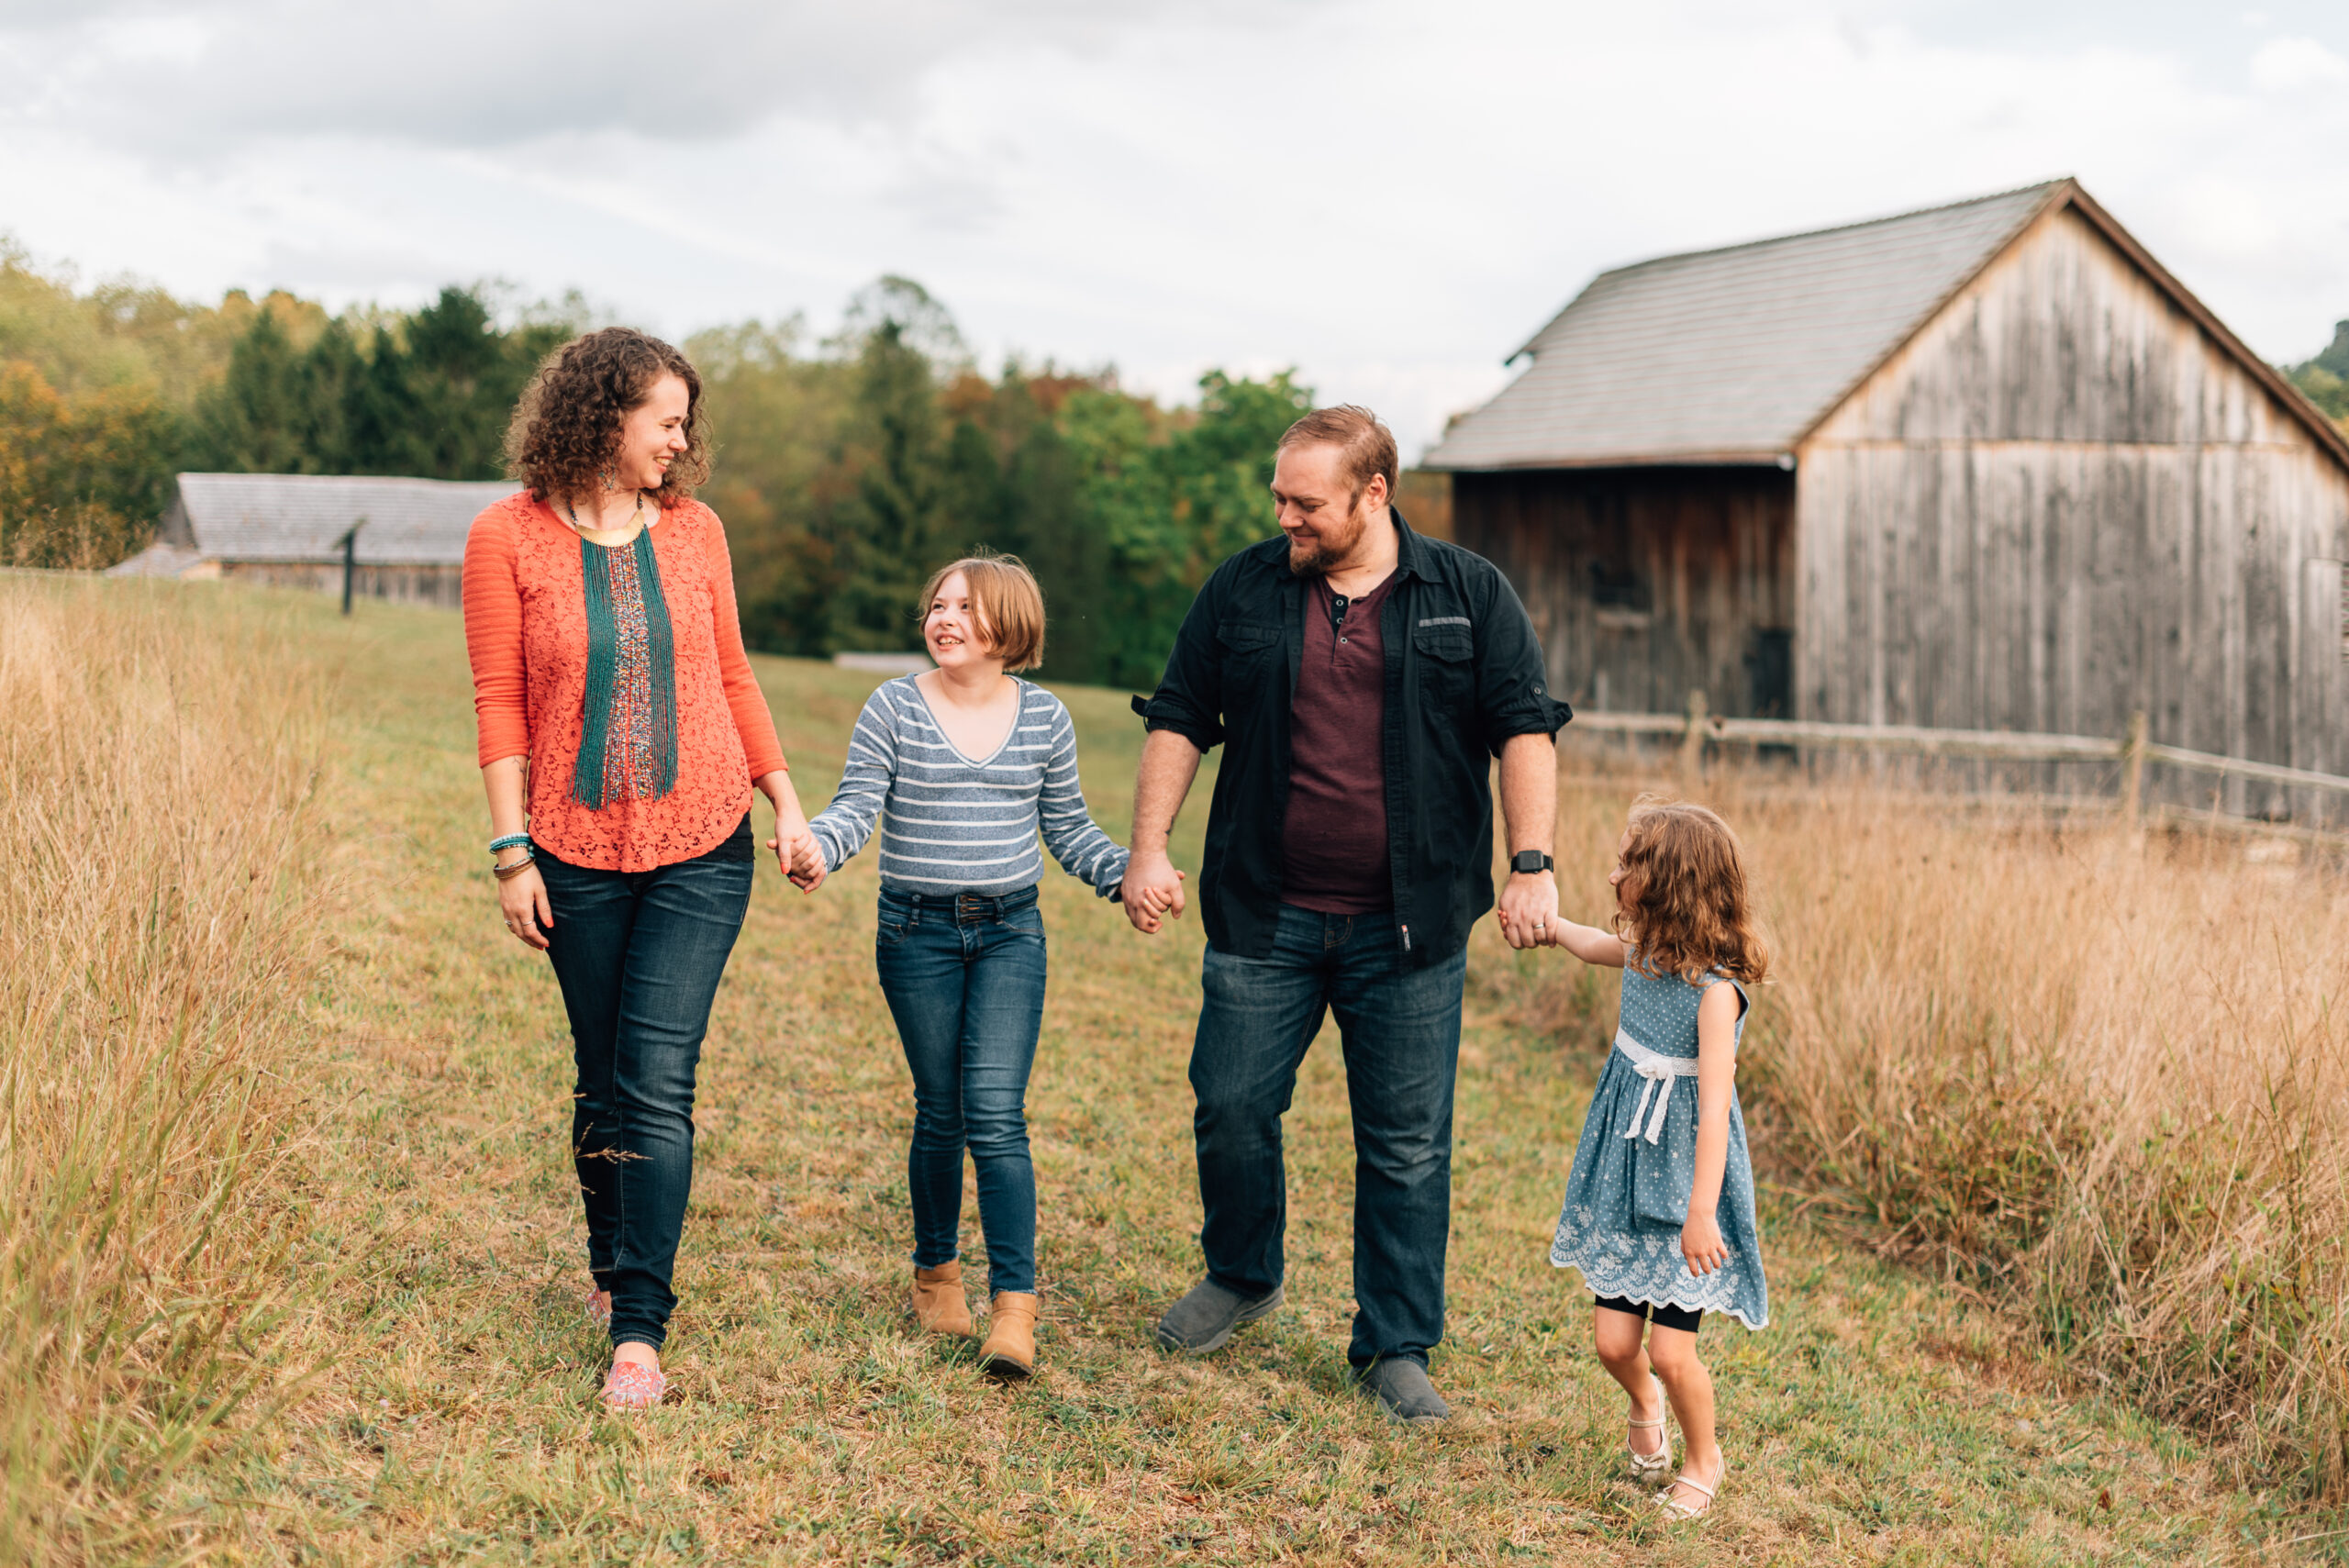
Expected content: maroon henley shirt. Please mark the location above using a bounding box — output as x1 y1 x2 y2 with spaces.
1279 572 1396 914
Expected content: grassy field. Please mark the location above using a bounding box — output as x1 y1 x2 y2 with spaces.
6 575 2344 1564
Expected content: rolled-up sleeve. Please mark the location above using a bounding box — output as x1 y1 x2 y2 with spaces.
1131 566 1230 751
1474 565 1572 756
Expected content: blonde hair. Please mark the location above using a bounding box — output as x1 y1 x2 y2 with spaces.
1613 795 1772 986
919 553 1046 673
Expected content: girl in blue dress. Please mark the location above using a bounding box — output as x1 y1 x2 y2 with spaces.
1534 796 1770 1521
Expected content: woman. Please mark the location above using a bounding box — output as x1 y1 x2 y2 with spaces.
462 327 818 1409
798 556 1129 1377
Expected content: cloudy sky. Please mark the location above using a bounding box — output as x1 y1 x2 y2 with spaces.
4 0 2347 455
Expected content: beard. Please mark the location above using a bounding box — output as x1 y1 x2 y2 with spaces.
1286 498 1369 576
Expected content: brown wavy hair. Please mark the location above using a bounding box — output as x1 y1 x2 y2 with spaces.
504 327 710 506
1612 795 1772 985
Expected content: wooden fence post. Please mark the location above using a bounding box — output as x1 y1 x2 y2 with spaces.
1681 690 1709 784
2122 710 2147 828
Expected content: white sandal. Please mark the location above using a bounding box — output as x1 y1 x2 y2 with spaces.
1625 1375 1673 1486
1654 1453 1726 1520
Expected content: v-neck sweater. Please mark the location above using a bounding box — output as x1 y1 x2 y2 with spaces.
462 491 787 872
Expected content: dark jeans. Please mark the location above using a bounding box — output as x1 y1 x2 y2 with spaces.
536 823 752 1351
1191 902 1468 1369
873 885 1048 1296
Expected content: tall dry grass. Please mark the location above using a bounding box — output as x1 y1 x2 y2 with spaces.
0 576 334 1559
1541 767 2349 1502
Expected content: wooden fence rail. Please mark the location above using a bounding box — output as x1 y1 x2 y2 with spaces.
1569 693 2349 824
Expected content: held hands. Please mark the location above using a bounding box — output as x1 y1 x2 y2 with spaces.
1496 870 1561 950
1120 848 1187 935
1680 1210 1728 1276
768 819 827 893
787 831 828 892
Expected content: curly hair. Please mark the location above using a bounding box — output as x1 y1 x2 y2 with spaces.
1612 795 1772 986
504 327 710 506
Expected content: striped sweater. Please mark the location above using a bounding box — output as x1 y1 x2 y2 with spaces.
807 676 1129 898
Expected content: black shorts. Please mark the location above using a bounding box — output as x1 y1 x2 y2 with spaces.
1595 1295 1702 1334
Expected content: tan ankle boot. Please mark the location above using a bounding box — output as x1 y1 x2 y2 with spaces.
910 1262 974 1337
978 1291 1039 1378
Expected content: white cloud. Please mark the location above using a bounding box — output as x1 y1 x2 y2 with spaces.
1 0 2346 455
2249 35 2349 91
0 0 1314 150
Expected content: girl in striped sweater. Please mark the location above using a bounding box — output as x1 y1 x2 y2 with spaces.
802 555 1130 1377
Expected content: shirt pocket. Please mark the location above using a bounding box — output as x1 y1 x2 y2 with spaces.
1411 620 1475 708
1217 620 1281 686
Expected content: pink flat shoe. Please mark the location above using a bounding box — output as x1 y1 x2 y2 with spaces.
585 1287 611 1329
600 1361 665 1409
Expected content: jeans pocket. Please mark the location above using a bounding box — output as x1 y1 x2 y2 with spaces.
875 889 918 947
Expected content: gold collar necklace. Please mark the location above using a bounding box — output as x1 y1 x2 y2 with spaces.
562 491 646 538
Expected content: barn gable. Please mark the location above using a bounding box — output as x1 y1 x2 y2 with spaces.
1797 195 2349 778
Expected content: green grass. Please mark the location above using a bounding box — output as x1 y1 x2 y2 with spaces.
34 581 2343 1562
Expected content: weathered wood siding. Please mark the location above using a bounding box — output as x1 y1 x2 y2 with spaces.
1453 467 1797 717
221 562 464 607
1797 204 2349 802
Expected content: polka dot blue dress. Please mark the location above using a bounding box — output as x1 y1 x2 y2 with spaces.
1547 952 1769 1329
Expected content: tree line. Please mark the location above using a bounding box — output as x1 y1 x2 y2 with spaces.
0 251 1315 686
2286 322 2349 423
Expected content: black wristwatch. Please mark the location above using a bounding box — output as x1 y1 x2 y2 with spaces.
1510 851 1555 875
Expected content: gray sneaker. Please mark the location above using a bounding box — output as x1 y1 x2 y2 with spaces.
1152 1277 1285 1354
1360 1358 1451 1426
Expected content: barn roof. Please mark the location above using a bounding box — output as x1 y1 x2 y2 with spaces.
1423 183 2065 471
161 473 516 564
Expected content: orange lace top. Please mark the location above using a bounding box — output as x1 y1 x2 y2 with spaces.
462 492 787 872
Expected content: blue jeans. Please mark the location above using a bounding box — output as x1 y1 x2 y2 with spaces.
873 885 1048 1296
536 829 752 1351
1190 903 1469 1368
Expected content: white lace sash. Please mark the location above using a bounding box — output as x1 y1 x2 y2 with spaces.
1614 1028 1699 1145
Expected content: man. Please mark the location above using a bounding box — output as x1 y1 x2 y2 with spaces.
1122 405 1570 1424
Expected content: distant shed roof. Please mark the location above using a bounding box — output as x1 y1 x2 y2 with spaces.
164 473 517 564
1424 183 2065 471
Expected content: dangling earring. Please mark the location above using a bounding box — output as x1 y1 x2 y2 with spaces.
599 468 617 492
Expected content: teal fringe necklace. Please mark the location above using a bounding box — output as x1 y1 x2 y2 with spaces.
570 509 680 809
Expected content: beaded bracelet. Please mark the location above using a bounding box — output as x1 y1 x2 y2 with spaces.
492 853 538 881
489 833 532 854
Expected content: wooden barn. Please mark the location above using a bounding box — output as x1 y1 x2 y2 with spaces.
110 473 512 607
1423 179 2349 796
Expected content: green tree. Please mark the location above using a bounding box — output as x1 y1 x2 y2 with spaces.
2288 320 2349 422
342 324 429 474
689 317 852 657
1074 369 1314 688
194 311 313 473
933 368 1106 681
0 361 177 567
827 296 953 652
